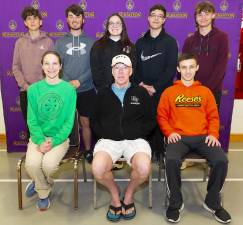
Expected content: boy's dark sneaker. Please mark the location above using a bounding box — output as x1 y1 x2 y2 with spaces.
203 202 231 224
166 203 184 223
84 150 93 164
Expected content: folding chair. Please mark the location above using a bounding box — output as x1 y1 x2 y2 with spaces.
163 139 210 207
93 157 152 209
17 110 87 210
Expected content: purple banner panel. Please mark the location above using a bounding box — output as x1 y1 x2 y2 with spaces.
0 0 242 152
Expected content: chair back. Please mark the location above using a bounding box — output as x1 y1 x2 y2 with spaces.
69 110 80 147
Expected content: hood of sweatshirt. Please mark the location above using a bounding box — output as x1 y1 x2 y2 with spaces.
174 80 201 88
143 28 166 41
193 27 219 56
22 31 50 44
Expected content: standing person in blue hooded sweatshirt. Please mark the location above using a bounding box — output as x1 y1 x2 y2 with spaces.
55 4 95 163
182 1 229 109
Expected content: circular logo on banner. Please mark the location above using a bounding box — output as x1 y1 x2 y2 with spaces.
173 0 181 12
19 131 27 140
16 96 20 106
126 0 134 11
103 19 107 30
31 0 40 9
56 20 64 30
220 0 229 12
9 20 17 31
80 0 87 11
38 93 63 121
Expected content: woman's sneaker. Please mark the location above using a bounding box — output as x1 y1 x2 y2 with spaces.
36 197 50 211
203 202 231 223
25 181 37 197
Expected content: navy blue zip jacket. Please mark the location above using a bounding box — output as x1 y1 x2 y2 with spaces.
90 84 156 140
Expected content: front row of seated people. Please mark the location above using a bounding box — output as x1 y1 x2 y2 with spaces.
25 52 231 224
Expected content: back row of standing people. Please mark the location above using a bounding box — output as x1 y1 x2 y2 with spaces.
12 2 229 163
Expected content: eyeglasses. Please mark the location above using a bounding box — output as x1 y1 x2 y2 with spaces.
108 22 122 27
113 65 130 71
149 14 165 20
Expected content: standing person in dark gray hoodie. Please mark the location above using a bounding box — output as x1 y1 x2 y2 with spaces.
12 6 54 138
55 4 95 163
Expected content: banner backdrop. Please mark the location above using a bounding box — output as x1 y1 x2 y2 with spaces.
0 0 242 152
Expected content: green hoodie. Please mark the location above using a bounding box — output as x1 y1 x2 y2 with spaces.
27 79 76 147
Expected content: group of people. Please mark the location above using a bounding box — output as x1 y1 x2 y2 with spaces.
12 1 231 224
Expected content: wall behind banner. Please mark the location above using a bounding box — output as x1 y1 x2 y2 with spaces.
0 0 242 152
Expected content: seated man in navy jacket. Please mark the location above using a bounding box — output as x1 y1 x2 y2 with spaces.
91 54 155 222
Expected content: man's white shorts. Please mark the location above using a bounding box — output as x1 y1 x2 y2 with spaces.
93 138 151 166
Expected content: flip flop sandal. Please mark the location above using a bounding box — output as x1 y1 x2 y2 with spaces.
122 201 136 220
106 205 122 222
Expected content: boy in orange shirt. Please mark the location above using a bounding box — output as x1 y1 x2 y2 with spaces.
157 53 231 223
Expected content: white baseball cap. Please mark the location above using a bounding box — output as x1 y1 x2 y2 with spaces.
111 54 132 67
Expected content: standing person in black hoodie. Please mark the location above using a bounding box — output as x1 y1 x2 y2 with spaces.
91 13 136 90
182 1 229 109
135 4 178 158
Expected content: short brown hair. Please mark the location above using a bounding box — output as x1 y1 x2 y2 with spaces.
195 1 215 15
178 53 199 66
65 4 84 17
149 4 166 17
21 6 42 21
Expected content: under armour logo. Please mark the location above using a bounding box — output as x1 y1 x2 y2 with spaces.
66 42 87 55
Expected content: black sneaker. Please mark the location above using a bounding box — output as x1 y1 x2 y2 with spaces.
83 150 93 164
166 203 184 223
203 202 231 223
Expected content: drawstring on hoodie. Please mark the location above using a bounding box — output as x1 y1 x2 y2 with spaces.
72 35 80 56
198 33 209 56
206 34 209 55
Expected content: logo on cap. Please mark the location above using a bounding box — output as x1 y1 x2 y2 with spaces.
112 54 132 67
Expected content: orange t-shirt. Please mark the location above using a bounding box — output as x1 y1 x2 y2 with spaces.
157 80 219 138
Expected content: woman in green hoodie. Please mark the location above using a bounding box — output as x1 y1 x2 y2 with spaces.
24 51 76 211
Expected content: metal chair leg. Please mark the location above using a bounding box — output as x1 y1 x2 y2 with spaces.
158 159 162 182
93 178 97 209
17 158 24 210
148 171 152 208
74 159 79 209
81 156 87 182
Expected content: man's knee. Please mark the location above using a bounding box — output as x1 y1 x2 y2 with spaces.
92 153 112 180
132 155 151 179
